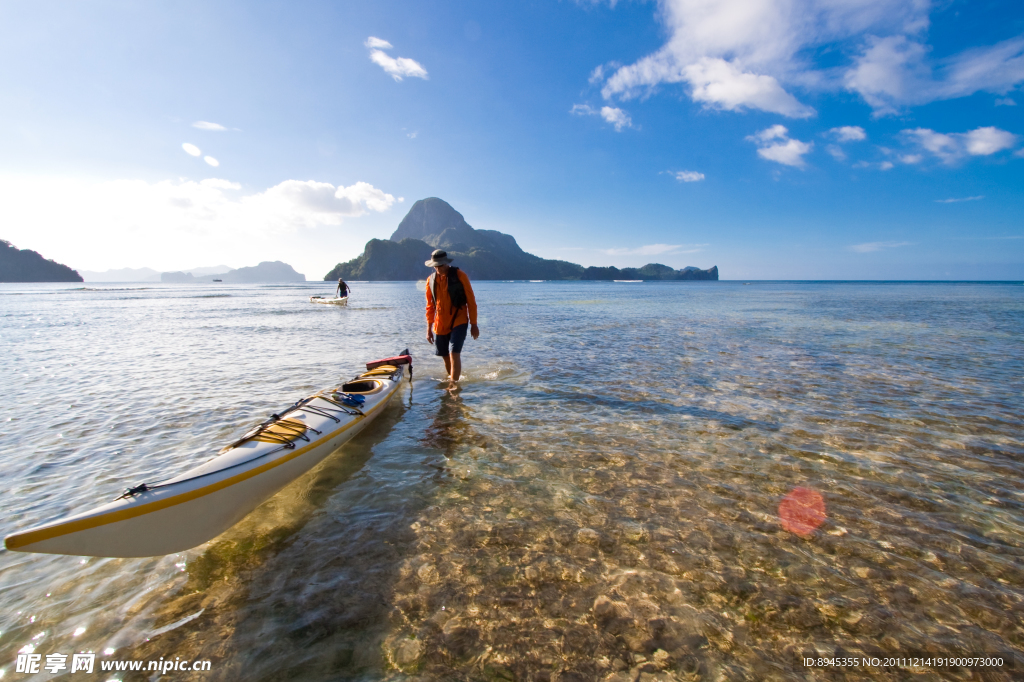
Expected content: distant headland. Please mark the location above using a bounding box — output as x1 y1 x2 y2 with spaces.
324 198 718 281
1 240 83 282
79 262 306 283
161 261 305 283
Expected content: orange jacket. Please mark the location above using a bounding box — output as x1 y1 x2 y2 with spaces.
426 268 477 335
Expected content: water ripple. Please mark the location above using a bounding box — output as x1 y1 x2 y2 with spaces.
0 281 1021 680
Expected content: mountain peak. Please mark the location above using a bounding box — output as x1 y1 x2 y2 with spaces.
325 198 717 281
390 198 471 243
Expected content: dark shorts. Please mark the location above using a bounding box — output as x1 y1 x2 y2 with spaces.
434 323 468 357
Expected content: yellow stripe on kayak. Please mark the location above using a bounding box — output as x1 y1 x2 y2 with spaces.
4 383 398 551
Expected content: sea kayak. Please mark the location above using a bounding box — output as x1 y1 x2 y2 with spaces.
310 295 348 305
4 352 412 557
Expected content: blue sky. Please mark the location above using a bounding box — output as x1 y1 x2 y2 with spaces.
1 0 1021 280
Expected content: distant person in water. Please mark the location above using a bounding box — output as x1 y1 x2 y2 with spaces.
425 249 479 387
336 278 350 299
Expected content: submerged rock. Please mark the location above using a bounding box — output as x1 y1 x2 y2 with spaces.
392 637 422 668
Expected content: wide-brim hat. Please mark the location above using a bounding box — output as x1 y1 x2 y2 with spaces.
425 249 453 267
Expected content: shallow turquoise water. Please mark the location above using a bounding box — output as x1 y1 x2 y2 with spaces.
1 281 1022 680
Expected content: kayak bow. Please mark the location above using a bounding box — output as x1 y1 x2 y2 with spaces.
4 352 412 557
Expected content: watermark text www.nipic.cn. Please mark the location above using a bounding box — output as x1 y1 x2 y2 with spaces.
16 652 212 674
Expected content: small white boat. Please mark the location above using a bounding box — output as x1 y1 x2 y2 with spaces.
310 295 348 305
4 352 412 557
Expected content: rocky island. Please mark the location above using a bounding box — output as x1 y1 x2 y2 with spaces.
0 239 83 282
325 198 717 281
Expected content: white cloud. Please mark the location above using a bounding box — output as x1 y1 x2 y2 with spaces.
596 0 916 116
255 180 400 221
936 37 1024 100
904 128 958 160
369 50 428 81
746 125 813 167
673 171 705 182
0 175 400 272
589 65 606 85
182 143 201 156
759 139 814 167
846 35 1024 115
750 124 789 143
852 160 897 170
570 103 633 131
600 106 633 131
844 35 931 115
963 126 1018 155
591 1 1024 117
935 195 984 203
829 126 867 142
192 121 227 131
332 181 401 213
899 153 922 164
850 240 912 253
602 243 703 256
826 144 846 161
365 37 428 81
903 125 1019 162
601 53 814 118
995 97 1017 106
683 58 815 117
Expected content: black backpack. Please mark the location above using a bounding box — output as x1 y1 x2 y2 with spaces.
429 266 468 312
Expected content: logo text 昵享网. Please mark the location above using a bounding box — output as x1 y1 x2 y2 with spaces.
16 652 212 674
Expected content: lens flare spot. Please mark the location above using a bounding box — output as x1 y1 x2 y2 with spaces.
779 486 825 538
204 156 219 167
182 143 201 156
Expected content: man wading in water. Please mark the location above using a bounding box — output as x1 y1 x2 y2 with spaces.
425 249 479 388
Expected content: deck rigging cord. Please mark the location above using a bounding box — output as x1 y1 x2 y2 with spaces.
115 392 368 499
113 353 412 501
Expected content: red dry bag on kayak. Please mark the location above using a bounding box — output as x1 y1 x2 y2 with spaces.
366 354 412 371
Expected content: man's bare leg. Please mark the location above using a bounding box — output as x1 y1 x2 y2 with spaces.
442 354 452 379
450 353 462 382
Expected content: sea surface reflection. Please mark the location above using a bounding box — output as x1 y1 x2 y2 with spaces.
1 281 1021 680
